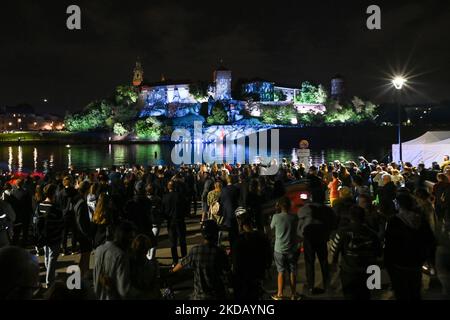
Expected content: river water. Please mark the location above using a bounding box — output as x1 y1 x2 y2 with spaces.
0 143 390 172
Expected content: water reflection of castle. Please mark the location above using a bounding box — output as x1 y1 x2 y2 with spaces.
132 61 343 119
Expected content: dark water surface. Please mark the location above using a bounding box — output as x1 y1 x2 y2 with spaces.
0 143 390 172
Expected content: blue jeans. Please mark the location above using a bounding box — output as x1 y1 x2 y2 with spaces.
44 243 60 285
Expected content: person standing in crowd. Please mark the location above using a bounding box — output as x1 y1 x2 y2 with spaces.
247 179 264 233
298 201 335 295
384 192 436 300
357 194 385 240
201 171 214 222
270 196 299 300
391 169 405 187
93 221 136 300
86 182 100 222
352 175 370 201
378 174 397 218
415 188 436 232
162 181 187 266
219 175 239 250
330 206 381 300
172 220 230 300
57 176 78 255
308 166 326 204
328 172 341 207
339 166 353 188
146 184 162 260
333 187 355 229
123 181 153 238
11 178 33 246
0 196 16 248
129 234 161 299
232 209 271 299
433 173 449 228
92 193 116 249
71 181 93 279
207 181 222 222
36 184 64 288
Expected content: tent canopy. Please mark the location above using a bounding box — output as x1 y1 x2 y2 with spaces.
392 131 450 167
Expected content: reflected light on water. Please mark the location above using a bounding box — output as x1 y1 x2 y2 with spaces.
18 146 23 172
33 148 38 172
68 148 72 169
8 147 13 172
49 154 54 168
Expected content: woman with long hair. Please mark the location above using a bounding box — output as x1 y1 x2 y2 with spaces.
92 193 115 248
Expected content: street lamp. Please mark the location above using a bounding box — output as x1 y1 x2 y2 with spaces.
392 76 407 163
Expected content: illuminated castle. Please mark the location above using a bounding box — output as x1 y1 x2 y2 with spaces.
133 60 325 119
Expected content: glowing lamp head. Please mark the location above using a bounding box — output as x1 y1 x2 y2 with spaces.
392 76 406 90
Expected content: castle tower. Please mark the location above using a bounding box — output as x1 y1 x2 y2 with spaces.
132 60 144 86
331 74 345 101
213 61 232 100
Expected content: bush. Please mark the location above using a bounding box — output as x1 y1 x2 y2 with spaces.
65 100 112 132
135 117 163 140
113 123 129 136
207 102 228 125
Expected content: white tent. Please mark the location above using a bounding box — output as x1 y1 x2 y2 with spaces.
392 131 450 167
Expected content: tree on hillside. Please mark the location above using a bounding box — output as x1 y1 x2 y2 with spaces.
207 101 228 125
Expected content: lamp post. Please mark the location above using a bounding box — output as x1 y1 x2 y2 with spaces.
392 76 406 163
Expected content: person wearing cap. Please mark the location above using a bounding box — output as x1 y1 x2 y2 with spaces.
172 220 230 300
122 181 153 239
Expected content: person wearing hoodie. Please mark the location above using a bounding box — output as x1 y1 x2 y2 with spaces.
384 191 436 300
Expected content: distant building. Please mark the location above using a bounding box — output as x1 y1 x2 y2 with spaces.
242 80 275 102
132 61 144 87
0 105 64 132
331 74 345 100
273 86 300 103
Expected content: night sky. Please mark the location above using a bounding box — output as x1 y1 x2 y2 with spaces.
1 0 450 115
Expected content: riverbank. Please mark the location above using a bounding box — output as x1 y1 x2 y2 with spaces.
1 125 448 146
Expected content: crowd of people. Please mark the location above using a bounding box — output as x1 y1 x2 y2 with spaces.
0 154 449 300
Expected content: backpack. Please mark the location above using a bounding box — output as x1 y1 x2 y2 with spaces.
34 203 50 247
345 231 378 259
